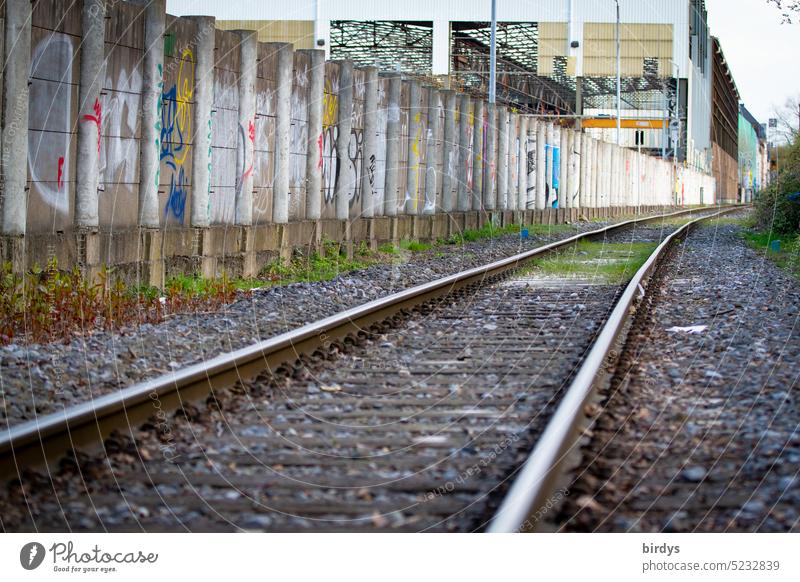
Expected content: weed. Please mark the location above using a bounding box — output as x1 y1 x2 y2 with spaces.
742 229 800 279
0 260 243 346
255 237 375 285
528 241 658 283
447 222 523 245
399 240 432 252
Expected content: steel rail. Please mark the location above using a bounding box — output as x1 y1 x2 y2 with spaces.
0 206 735 478
487 206 739 533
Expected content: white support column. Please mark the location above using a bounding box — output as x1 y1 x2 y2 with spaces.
497 106 509 210
508 114 518 210
579 132 588 209
423 87 439 215
189 16 215 227
75 0 106 228
471 99 484 210
383 73 401 217
536 121 554 210
594 138 601 208
456 94 471 212
517 116 529 211
360 66 379 218
137 0 165 228
304 49 325 221
571 132 581 209
273 43 295 223
560 127 567 208
566 130 574 209
441 90 457 213
334 60 354 221
483 103 497 211
1 0 32 235
235 30 258 226
404 79 421 215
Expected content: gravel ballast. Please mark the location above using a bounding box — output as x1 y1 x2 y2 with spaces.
558 213 800 532
0 210 712 430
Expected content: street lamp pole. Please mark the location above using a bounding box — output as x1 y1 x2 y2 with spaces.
615 0 621 145
489 0 497 104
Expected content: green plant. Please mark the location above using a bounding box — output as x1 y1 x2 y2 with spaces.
742 230 800 279
0 259 244 346
529 241 658 283
399 240 432 252
754 137 800 235
447 222 527 245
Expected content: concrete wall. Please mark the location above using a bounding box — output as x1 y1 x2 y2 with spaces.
0 0 718 283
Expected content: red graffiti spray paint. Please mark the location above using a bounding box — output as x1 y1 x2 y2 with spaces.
317 132 324 169
57 156 65 191
82 98 102 154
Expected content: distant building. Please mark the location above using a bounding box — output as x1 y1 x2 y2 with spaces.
169 0 721 168
738 105 768 201
710 37 739 203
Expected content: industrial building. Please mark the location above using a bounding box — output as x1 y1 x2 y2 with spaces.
739 105 769 202
171 1 726 170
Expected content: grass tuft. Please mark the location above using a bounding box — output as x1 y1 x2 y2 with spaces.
529 240 658 283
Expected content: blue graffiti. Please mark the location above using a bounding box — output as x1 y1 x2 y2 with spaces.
159 86 189 171
158 50 195 221
164 166 187 223
552 145 560 208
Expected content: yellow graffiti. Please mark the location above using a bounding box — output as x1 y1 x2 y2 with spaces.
173 48 194 166
410 112 423 211
323 79 338 128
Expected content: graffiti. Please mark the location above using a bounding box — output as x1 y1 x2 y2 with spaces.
368 153 377 201
236 119 255 196
165 166 188 223
545 143 560 209
206 114 213 219
552 144 560 208
345 128 364 209
28 35 74 214
102 66 143 186
57 157 65 191
155 63 163 191
526 134 538 209
572 143 582 204
406 112 423 211
82 98 102 155
317 132 324 169
161 48 194 220
321 125 364 209
465 114 475 190
323 79 338 128
322 126 338 204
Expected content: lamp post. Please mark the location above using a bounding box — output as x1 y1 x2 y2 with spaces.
666 60 681 205
489 0 497 104
615 0 621 145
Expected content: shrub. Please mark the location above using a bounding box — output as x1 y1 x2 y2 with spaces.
754 137 800 235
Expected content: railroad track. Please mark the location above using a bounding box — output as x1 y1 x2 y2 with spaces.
0 207 738 532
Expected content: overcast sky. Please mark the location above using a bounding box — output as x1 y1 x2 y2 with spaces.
705 0 799 122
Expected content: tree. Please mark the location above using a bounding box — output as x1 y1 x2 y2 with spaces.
767 0 800 23
772 95 800 143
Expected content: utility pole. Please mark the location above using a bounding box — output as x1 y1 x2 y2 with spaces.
615 0 621 146
489 0 497 104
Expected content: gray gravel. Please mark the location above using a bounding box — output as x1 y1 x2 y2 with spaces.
558 212 800 532
0 259 624 532
0 214 670 430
